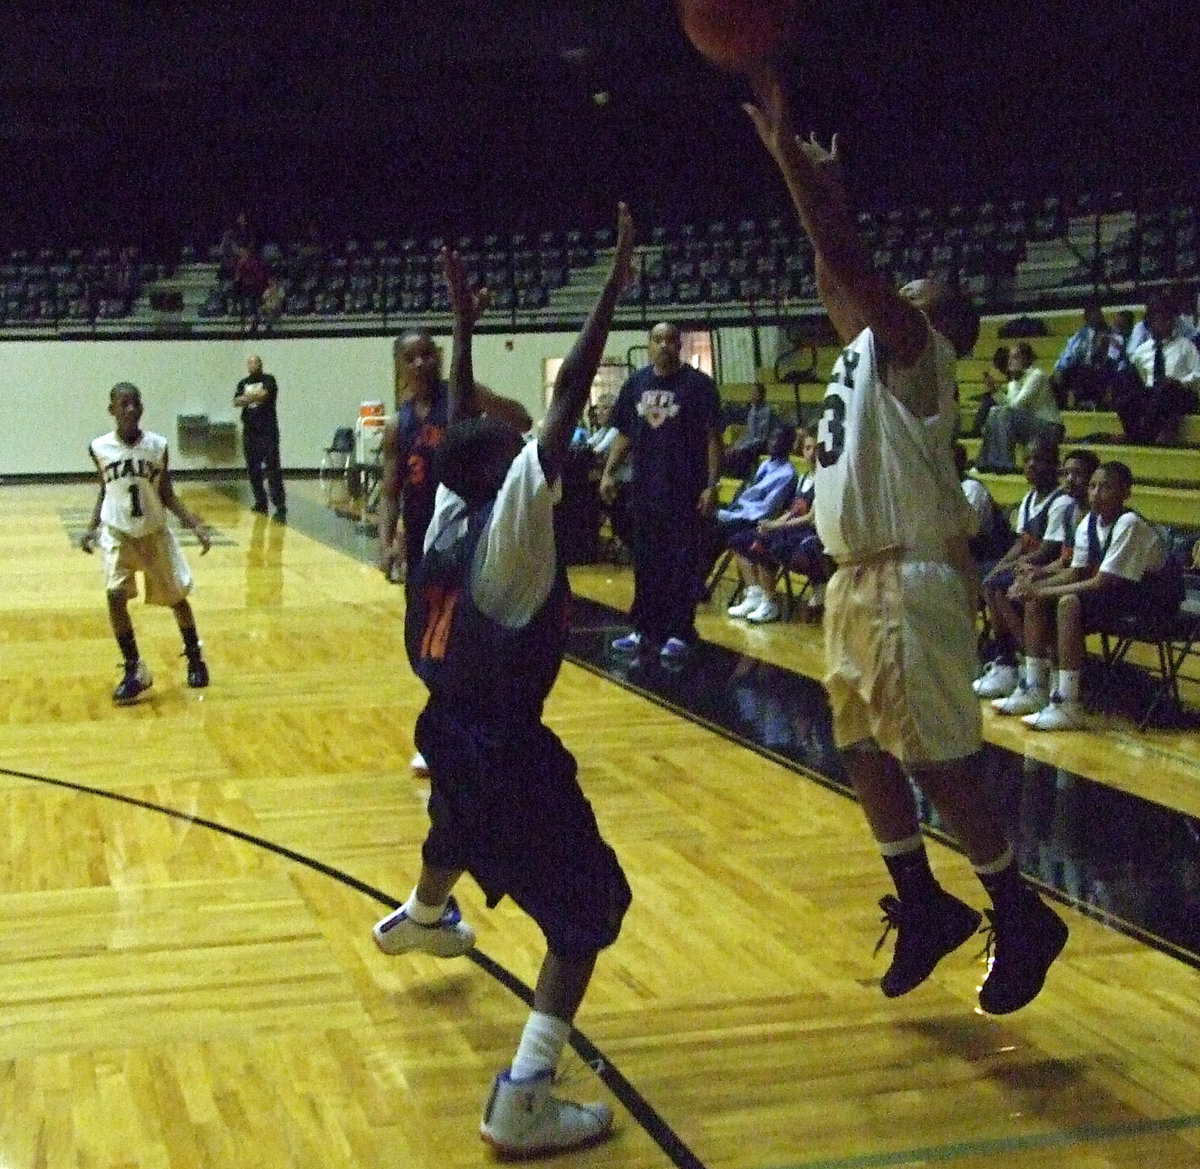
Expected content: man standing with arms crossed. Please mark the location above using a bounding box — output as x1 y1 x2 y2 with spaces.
234 353 286 519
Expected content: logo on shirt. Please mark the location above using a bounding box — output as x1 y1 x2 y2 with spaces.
636 390 680 429
102 457 161 484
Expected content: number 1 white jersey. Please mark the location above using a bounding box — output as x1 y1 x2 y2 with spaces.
90 429 169 537
813 327 972 561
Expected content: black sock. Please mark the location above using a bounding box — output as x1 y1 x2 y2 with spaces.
117 633 138 665
976 856 1029 915
883 845 942 904
180 626 202 656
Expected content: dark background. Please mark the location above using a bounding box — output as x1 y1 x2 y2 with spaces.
2 1 1195 254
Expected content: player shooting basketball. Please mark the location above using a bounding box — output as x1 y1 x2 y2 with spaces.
743 68 1068 1013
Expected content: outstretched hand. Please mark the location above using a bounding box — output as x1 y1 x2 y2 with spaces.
742 65 797 164
440 247 492 324
743 67 845 204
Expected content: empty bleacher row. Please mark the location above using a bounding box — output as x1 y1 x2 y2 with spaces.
197 228 610 321
0 246 164 326
2 184 1196 333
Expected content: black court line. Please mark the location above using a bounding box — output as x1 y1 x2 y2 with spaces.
0 762 707 1169
267 479 1200 966
23 477 1195 1169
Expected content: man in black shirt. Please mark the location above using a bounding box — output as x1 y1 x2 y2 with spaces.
234 353 286 518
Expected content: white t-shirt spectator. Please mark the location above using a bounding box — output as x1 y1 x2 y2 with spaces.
1070 511 1166 580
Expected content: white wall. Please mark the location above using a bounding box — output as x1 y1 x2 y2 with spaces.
0 327 658 475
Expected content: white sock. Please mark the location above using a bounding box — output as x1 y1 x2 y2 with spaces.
402 887 446 925
510 1011 570 1081
744 584 763 602
1057 669 1081 703
1025 657 1050 690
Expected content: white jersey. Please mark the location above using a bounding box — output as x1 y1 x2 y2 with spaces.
813 326 971 561
90 429 169 537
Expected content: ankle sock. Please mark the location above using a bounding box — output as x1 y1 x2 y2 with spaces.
401 888 447 925
881 835 941 902
117 633 139 665
1025 657 1049 690
511 1011 570 1081
1056 669 1081 703
973 846 1027 913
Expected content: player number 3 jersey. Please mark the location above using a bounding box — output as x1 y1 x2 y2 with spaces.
91 430 169 537
813 327 970 561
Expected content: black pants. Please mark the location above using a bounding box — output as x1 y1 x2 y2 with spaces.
1114 375 1197 444
628 506 703 644
243 429 286 511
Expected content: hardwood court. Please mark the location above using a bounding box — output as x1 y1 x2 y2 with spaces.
1 479 1197 1169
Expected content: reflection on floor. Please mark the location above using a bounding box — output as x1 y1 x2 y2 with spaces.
566 596 1200 968
274 479 1200 970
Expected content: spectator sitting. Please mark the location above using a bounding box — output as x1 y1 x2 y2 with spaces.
218 210 254 276
994 460 1174 731
975 342 1063 472
232 245 270 321
715 421 798 533
1116 292 1200 444
1110 308 1135 353
953 442 1011 572
971 345 1009 436
254 275 285 334
1125 284 1198 352
727 426 828 624
1050 300 1130 410
977 448 1100 707
722 381 781 479
974 438 1071 698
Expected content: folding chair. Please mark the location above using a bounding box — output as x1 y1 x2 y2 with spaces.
320 426 355 504
351 411 387 527
1098 598 1200 730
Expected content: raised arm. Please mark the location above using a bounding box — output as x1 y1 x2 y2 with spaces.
744 69 928 369
377 417 405 575
442 248 492 428
540 203 634 484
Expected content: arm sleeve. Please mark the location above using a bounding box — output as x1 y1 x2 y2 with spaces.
1008 368 1049 410
1099 514 1167 580
1174 339 1200 386
471 442 562 628
1042 494 1075 544
1069 521 1090 569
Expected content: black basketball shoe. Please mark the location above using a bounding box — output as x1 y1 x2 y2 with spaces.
875 891 983 998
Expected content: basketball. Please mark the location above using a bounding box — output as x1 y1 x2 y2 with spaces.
676 0 799 72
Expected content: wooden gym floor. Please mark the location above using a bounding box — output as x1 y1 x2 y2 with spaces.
0 476 1197 1169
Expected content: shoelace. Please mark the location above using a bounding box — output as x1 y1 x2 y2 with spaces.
873 894 903 957
552 1053 608 1094
975 909 998 964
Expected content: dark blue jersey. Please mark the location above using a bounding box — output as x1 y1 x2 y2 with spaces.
396 381 450 527
404 501 571 725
